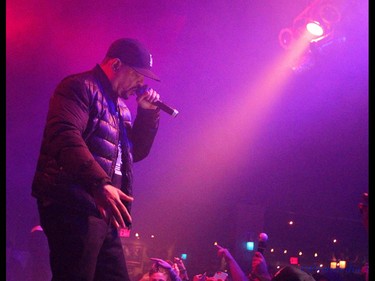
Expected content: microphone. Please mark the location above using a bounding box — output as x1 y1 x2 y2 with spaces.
136 85 179 117
257 232 268 254
249 232 269 281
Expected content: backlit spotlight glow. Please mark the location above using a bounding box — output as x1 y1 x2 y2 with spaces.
306 21 324 37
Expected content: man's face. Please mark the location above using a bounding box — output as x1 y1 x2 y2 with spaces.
149 272 168 281
113 63 144 100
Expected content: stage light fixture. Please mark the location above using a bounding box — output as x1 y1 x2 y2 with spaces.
278 0 344 72
278 0 342 48
339 260 346 269
246 241 254 251
306 21 324 37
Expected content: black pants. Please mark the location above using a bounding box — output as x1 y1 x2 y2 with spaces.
37 202 130 281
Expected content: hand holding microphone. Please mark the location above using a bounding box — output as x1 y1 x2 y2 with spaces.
250 233 271 281
136 85 179 117
257 233 268 254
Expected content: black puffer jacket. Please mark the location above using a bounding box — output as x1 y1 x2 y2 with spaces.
31 65 160 215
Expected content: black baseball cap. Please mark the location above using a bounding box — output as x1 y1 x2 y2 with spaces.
106 38 160 82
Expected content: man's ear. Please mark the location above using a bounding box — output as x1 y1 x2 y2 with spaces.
112 58 122 72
